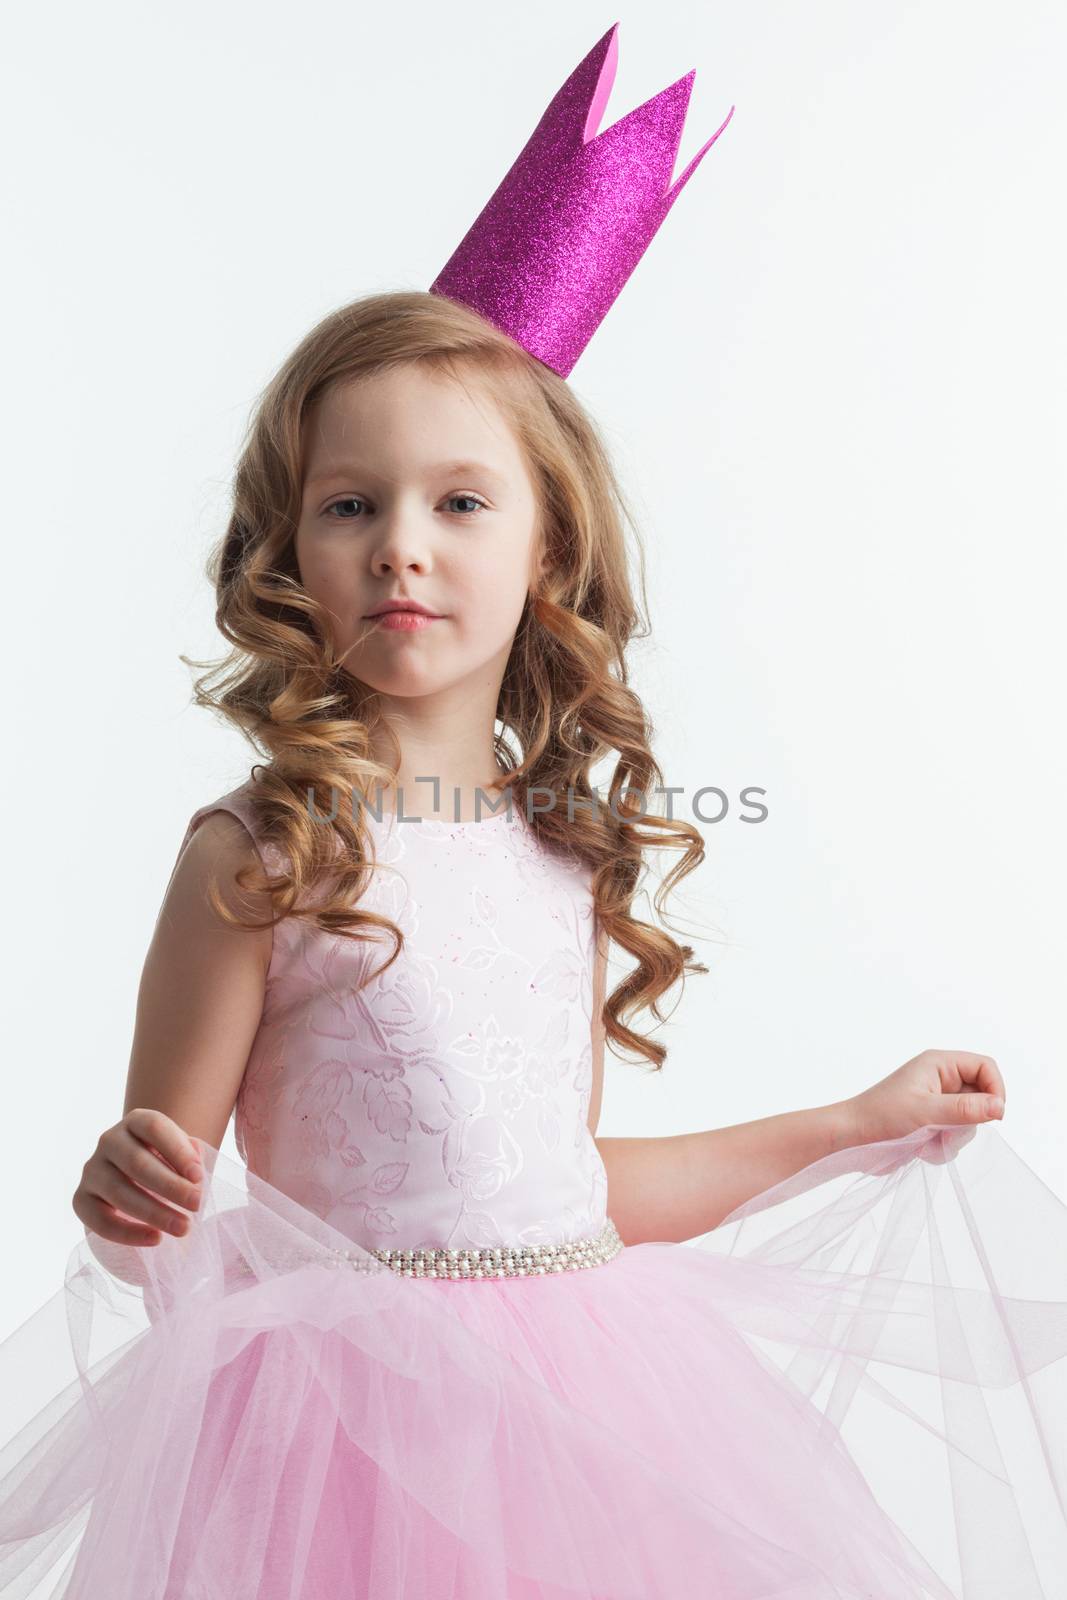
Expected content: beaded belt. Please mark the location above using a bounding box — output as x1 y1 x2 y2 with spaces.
321 1217 624 1280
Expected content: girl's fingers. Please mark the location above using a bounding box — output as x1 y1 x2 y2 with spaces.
73 1112 204 1248
119 1112 202 1209
95 1159 195 1236
124 1105 203 1177
952 1052 1006 1104
977 1059 1006 1102
930 1050 1006 1106
78 1198 164 1247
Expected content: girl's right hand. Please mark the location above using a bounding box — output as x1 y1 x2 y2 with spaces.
72 1107 204 1247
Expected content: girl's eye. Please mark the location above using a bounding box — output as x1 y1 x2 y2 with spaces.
324 494 489 521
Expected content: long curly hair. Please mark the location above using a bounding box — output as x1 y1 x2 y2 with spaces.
184 289 711 1071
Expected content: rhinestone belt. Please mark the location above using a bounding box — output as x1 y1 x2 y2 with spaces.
320 1217 624 1280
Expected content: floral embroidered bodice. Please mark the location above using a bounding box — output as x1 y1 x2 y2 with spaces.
174 779 608 1254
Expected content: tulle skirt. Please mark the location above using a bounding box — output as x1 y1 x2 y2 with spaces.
1 1122 1065 1599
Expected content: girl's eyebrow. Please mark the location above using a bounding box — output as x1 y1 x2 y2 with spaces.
305 460 508 491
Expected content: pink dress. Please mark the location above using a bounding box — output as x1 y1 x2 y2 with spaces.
2 771 1066 1598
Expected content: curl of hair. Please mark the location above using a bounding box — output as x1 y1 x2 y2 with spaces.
183 290 716 1072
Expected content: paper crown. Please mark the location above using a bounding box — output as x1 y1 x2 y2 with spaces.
429 21 734 379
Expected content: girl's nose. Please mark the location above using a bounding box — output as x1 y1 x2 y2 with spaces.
370 517 434 575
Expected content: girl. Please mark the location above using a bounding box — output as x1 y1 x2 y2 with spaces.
3 23 1066 1600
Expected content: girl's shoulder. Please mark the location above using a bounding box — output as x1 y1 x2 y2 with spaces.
184 777 259 834
165 774 283 902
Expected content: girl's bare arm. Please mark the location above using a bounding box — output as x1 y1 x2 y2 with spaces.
73 812 272 1257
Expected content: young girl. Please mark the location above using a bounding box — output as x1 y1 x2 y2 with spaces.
2 22 1066 1600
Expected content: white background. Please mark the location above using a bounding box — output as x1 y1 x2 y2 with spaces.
3 0 1065 1351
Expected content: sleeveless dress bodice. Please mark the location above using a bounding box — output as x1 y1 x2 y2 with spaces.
177 779 609 1255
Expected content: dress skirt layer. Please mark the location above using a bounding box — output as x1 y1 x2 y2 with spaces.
1 1121 1065 1600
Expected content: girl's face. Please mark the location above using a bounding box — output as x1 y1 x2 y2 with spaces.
295 365 544 703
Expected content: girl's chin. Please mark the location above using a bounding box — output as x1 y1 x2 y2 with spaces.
343 664 471 699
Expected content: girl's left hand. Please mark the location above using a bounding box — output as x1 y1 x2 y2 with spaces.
843 1049 1007 1148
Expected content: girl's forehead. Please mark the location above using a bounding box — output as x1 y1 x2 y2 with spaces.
309 367 505 435
303 373 528 484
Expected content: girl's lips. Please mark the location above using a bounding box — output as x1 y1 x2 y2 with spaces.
368 610 443 633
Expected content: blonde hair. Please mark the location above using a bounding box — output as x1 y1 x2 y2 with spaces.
185 290 709 1071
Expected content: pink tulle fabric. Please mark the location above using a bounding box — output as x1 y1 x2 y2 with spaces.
1 1123 1066 1598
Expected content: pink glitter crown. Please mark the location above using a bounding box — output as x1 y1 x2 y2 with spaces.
429 21 734 379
